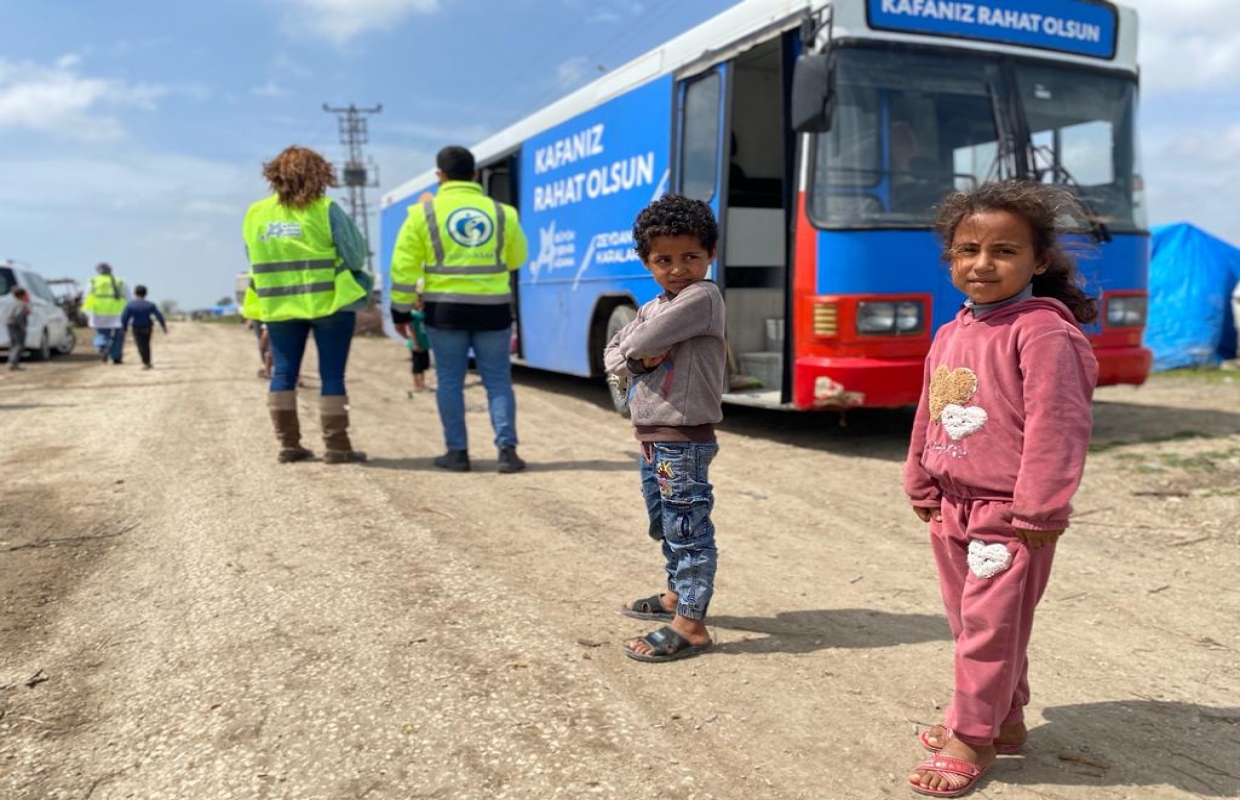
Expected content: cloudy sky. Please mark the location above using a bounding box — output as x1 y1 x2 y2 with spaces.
2 0 1236 308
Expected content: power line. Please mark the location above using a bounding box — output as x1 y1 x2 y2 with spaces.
322 102 382 274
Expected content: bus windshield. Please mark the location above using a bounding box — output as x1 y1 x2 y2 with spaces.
810 47 1145 232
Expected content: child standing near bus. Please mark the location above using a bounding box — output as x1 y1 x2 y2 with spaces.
406 306 431 397
603 194 726 663
904 181 1099 797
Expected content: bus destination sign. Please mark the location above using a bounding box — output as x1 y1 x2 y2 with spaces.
866 0 1119 60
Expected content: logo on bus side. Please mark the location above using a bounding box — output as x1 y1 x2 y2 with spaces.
445 207 494 248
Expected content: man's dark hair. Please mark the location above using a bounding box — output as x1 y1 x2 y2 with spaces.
134 285 148 298
437 146 476 181
632 194 719 260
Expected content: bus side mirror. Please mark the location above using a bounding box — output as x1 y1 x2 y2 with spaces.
791 53 834 133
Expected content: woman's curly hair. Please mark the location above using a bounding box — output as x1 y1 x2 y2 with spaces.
632 194 719 260
935 180 1098 324
262 146 337 208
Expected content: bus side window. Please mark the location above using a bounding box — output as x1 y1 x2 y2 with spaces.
681 71 722 202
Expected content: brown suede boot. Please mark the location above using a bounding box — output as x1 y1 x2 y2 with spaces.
268 391 313 463
320 395 367 464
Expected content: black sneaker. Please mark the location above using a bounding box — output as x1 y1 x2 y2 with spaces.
497 446 526 474
433 449 471 472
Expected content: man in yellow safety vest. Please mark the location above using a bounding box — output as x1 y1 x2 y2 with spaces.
390 146 529 473
82 262 129 364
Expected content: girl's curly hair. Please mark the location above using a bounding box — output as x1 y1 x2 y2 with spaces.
632 194 719 260
262 146 337 208
935 180 1098 324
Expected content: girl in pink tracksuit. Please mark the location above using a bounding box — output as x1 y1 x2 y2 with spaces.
904 182 1100 797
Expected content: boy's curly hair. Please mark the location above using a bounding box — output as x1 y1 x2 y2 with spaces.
632 194 719 260
262 146 337 208
935 180 1098 324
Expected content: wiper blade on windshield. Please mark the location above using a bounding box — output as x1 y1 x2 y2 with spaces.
986 78 1035 183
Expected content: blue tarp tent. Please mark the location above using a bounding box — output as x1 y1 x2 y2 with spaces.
1146 223 1240 371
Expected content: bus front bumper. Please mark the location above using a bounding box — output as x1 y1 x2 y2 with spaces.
793 356 925 410
1095 345 1152 387
794 344 1153 410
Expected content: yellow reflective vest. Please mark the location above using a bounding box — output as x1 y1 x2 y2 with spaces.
241 195 367 322
389 181 528 313
82 274 128 329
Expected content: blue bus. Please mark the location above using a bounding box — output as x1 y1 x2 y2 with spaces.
380 0 1149 410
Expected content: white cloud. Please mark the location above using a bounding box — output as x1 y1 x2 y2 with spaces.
272 53 314 79
184 200 241 216
386 120 492 143
252 80 289 97
0 57 164 140
282 0 440 45
1128 0 1240 93
0 150 265 307
555 56 592 90
1144 124 1240 244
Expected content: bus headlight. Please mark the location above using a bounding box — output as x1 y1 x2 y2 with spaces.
1106 295 1147 328
857 300 924 336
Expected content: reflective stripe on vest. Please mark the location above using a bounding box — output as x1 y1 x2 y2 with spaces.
250 260 345 296
420 292 511 305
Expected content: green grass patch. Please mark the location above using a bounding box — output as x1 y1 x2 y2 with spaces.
1089 430 1210 453
1121 447 1240 474
1150 366 1240 384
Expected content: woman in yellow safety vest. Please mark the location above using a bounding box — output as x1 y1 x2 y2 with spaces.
241 146 372 464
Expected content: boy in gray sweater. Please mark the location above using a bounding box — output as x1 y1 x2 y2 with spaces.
603 195 726 663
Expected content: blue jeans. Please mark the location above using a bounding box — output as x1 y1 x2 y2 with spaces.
426 325 516 451
640 441 719 620
93 329 124 362
266 311 355 396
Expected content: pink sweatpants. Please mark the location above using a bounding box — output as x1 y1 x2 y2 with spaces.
931 495 1057 746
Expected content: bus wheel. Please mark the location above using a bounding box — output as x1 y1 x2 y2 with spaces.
604 304 636 414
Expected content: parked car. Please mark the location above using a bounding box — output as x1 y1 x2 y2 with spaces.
0 262 76 358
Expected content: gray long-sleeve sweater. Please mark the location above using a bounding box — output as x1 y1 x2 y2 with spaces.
603 280 726 432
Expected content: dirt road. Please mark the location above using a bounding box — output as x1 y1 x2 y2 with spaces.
2 322 1238 800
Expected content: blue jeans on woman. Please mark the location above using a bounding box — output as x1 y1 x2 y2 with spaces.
425 325 516 452
266 311 355 396
639 441 719 620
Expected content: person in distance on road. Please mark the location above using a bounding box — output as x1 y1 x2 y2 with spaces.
241 145 373 464
4 286 32 371
603 194 726 664
121 285 168 370
83 262 129 364
904 181 1099 797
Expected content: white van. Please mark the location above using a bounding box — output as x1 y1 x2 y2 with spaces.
0 263 76 359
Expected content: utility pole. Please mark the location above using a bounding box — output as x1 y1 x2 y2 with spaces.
322 103 382 274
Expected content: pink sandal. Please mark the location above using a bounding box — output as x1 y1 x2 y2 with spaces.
919 725 1024 756
909 754 989 797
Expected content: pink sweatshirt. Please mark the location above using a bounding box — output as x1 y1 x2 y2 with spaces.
904 298 1099 531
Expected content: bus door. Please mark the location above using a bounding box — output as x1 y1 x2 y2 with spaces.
480 152 522 358
678 37 794 404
